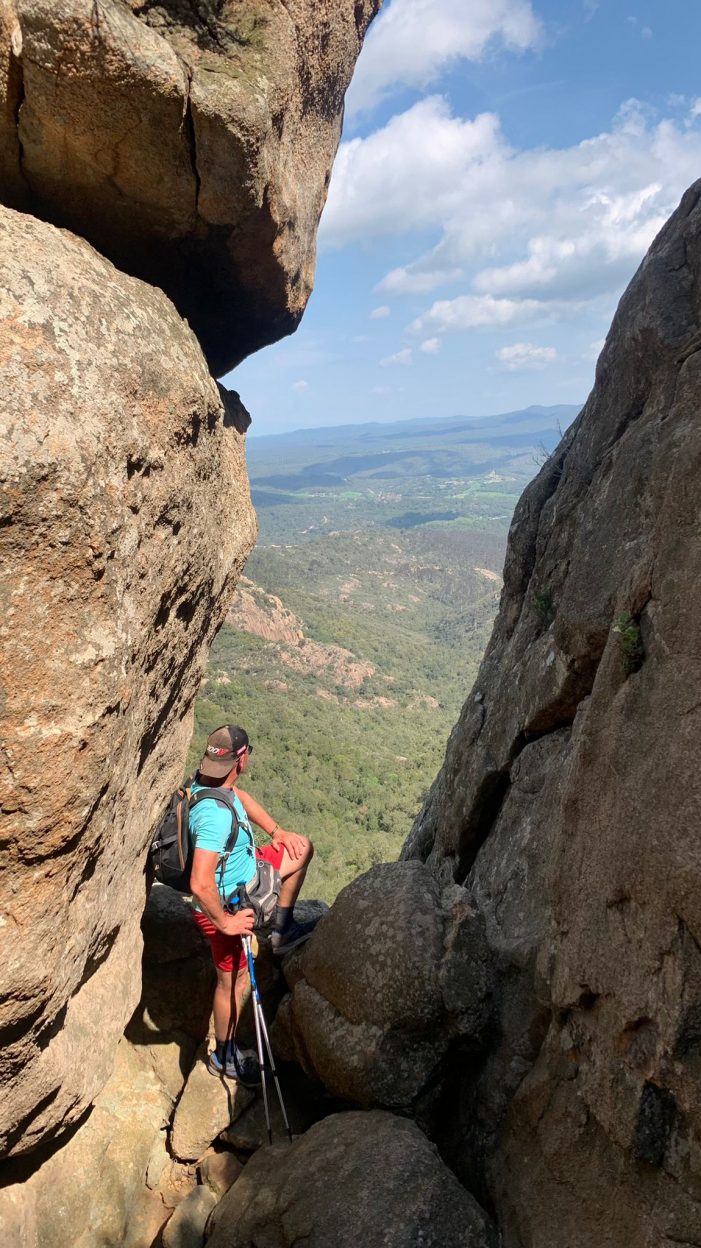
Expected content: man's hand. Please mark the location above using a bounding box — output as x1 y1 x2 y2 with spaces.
271 827 306 860
220 908 255 937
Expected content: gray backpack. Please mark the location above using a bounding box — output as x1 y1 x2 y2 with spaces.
226 859 281 930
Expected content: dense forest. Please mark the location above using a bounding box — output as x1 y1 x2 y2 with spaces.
188 405 578 899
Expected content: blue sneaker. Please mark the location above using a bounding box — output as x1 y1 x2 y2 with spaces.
207 1048 261 1087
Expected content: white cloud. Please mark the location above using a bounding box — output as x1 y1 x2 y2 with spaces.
377 265 464 295
346 0 541 119
420 337 441 354
323 95 701 333
370 305 391 319
291 379 309 394
410 294 545 335
322 98 502 250
380 348 413 367
497 342 558 370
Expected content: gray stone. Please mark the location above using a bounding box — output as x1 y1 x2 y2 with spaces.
198 1149 243 1199
273 861 492 1108
206 1111 494 1248
162 1185 217 1248
142 885 209 964
404 180 701 1243
220 1077 313 1151
170 1048 254 1162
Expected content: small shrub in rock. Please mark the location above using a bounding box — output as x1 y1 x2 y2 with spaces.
532 588 555 629
612 611 644 674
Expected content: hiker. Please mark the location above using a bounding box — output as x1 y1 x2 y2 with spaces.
189 723 316 1082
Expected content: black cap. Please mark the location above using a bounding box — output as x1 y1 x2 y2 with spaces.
198 724 249 779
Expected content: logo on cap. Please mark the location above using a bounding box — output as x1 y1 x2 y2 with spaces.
207 746 230 756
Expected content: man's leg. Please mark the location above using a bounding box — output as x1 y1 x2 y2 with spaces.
266 838 318 953
212 961 249 1044
277 836 314 908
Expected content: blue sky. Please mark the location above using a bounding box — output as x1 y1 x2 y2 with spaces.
226 0 701 437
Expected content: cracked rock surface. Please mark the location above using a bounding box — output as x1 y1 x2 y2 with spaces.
403 182 701 1245
0 0 380 373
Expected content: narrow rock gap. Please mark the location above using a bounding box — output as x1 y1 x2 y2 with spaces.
11 37 28 191
182 67 201 216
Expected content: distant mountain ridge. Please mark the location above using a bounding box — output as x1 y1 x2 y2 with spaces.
247 404 582 513
248 403 581 450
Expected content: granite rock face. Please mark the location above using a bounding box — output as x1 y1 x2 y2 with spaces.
0 205 256 1159
0 0 380 373
273 860 493 1108
404 182 701 1244
170 1049 254 1162
0 1038 173 1248
206 1110 495 1248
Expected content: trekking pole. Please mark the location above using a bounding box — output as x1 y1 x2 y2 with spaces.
241 935 293 1143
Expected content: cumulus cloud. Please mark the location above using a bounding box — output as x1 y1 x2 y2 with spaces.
380 348 414 366
420 337 441 354
346 0 541 119
322 98 502 249
497 342 558 370
291 379 309 394
410 294 545 335
323 95 701 331
370 305 391 319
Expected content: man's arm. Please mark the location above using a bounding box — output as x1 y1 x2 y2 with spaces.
235 789 306 861
190 847 254 936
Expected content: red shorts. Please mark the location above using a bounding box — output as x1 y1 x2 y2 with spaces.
192 842 284 973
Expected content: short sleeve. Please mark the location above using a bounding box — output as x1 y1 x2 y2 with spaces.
191 801 232 854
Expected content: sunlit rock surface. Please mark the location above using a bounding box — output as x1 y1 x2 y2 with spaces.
0 0 380 373
0 205 256 1158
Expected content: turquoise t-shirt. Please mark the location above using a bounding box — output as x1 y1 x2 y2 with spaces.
189 782 256 911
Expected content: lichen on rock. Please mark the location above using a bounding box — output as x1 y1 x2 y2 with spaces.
273 860 493 1108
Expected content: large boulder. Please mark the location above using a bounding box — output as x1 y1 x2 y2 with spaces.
0 205 256 1159
206 1110 495 1248
404 182 701 1243
0 0 380 373
273 860 493 1108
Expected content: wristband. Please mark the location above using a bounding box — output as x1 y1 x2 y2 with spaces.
270 823 279 837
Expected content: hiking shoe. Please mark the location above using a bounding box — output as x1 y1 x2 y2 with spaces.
270 918 319 957
207 1049 261 1087
233 1049 263 1088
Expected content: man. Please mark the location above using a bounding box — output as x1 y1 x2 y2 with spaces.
189 723 316 1082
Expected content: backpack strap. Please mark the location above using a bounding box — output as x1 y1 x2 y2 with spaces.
189 787 252 895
